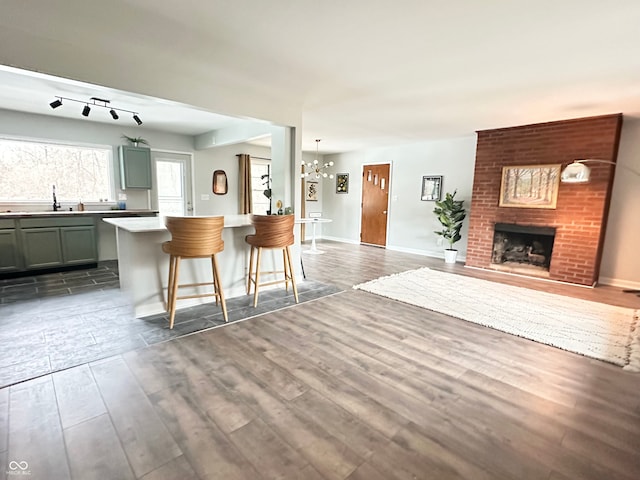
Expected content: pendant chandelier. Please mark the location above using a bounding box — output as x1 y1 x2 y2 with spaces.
301 139 334 179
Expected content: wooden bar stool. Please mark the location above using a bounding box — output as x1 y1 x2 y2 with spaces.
245 214 299 307
162 216 228 328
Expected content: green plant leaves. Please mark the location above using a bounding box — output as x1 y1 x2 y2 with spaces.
433 190 466 249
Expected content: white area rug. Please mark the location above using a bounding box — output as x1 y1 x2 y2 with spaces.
354 268 640 371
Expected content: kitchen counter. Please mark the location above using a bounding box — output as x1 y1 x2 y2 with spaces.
0 209 158 219
103 214 302 318
103 214 250 232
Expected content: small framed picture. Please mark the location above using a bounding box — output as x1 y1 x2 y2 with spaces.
421 175 442 201
336 173 349 194
306 181 318 201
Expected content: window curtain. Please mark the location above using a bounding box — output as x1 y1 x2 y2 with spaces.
238 154 252 214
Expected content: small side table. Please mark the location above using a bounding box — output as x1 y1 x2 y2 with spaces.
297 218 332 254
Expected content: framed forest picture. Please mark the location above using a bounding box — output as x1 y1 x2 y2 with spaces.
499 164 561 209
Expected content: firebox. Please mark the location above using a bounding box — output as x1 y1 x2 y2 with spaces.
491 223 556 271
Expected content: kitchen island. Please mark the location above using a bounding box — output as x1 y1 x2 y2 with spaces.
103 215 302 318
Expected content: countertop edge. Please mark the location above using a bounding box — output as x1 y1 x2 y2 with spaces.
0 210 159 219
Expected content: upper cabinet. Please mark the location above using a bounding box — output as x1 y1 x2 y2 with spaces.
119 145 152 189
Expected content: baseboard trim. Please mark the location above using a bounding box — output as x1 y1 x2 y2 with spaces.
597 276 640 289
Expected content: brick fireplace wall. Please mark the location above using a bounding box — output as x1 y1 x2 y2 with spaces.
466 114 623 286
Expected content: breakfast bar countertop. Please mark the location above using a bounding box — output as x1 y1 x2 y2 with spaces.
103 214 253 233
0 209 158 219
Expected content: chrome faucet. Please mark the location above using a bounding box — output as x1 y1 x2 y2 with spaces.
52 185 61 211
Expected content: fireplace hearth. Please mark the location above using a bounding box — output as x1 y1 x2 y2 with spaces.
491 223 556 272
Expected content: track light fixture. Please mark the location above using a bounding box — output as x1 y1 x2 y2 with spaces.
48 96 142 126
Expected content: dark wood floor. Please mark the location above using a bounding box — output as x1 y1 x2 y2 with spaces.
1 241 639 480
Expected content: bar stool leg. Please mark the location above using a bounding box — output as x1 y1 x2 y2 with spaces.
282 249 290 292
253 247 263 308
285 246 299 303
247 246 255 294
166 255 176 312
210 256 218 306
169 256 182 329
212 254 228 322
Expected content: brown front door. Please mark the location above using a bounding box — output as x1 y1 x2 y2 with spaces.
360 163 390 246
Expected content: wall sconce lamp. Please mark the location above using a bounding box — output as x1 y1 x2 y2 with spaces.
49 96 142 125
561 158 640 183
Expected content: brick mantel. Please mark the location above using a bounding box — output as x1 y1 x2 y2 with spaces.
466 114 623 286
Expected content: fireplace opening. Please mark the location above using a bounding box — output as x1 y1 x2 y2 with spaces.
491 223 556 272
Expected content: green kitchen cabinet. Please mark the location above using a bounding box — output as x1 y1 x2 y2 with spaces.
119 145 152 189
0 220 21 272
21 227 64 269
18 216 97 271
61 226 97 265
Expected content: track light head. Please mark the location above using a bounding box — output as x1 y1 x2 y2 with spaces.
82 105 91 117
109 109 119 120
49 98 62 109
133 114 142 126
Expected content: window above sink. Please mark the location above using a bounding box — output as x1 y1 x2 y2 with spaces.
0 137 114 204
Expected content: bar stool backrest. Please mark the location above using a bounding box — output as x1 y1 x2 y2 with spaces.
246 215 294 248
164 216 225 257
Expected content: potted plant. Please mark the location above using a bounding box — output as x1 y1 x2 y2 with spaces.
121 134 149 147
433 190 466 263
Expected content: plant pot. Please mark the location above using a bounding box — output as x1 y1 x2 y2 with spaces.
444 249 458 264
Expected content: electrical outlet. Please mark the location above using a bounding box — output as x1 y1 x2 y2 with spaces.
436 237 443 247
118 193 127 200
200 194 210 201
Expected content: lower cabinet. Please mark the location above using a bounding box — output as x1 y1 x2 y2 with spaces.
0 224 21 272
22 227 64 269
18 217 98 271
61 226 97 265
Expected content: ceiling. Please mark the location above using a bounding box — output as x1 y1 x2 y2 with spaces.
2 1 640 155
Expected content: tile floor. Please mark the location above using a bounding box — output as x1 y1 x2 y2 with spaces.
0 262 341 388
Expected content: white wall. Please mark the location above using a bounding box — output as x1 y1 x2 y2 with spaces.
0 108 194 212
599 117 640 288
193 143 272 216
320 131 640 288
321 136 477 259
0 109 271 260
301 151 326 241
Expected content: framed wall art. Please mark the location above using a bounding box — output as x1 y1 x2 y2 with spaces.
499 164 561 209
336 173 349 194
306 181 318 201
421 175 442 201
